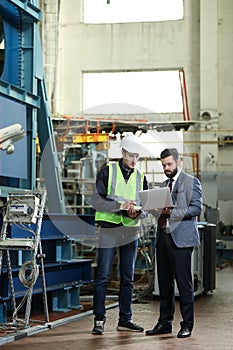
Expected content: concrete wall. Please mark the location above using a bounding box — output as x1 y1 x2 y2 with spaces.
55 0 200 119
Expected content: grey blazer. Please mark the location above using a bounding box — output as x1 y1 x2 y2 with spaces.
157 171 203 248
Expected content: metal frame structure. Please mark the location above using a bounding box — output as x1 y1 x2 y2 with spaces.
0 0 65 213
0 190 49 328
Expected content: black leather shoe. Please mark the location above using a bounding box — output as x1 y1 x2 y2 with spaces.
177 327 191 338
145 323 172 336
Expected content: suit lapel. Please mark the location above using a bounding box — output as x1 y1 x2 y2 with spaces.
172 171 184 201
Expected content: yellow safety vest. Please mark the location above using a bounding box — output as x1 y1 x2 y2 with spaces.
95 162 144 227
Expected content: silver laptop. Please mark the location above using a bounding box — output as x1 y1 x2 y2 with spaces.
139 187 174 211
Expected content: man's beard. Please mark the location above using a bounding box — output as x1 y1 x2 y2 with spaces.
165 167 178 178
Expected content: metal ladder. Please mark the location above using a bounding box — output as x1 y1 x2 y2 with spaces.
0 190 49 328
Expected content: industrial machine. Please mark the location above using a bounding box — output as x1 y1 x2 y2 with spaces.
153 222 216 297
0 0 93 325
0 190 48 328
0 0 64 211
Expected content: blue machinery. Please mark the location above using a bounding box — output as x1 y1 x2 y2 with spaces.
0 0 93 323
0 0 64 209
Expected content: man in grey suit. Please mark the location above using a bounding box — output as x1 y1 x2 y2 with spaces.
146 148 202 339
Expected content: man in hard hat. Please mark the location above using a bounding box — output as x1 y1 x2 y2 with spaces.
91 134 148 335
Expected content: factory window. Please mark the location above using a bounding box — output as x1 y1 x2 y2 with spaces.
83 70 183 114
0 15 4 76
83 0 183 24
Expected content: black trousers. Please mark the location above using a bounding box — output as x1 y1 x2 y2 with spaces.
156 230 194 330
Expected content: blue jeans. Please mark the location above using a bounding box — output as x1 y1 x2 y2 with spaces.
93 238 138 321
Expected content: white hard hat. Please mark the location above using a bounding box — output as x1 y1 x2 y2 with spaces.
120 134 142 153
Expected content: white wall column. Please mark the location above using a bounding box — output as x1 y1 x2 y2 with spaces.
199 0 218 208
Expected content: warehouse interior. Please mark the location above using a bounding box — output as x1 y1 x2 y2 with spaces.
0 0 233 348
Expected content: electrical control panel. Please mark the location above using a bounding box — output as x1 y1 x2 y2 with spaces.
5 194 40 224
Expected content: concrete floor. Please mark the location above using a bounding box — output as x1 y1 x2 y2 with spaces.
0 264 232 350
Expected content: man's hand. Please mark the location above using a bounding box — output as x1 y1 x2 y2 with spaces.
151 207 172 215
161 207 172 215
120 200 136 211
120 200 140 218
